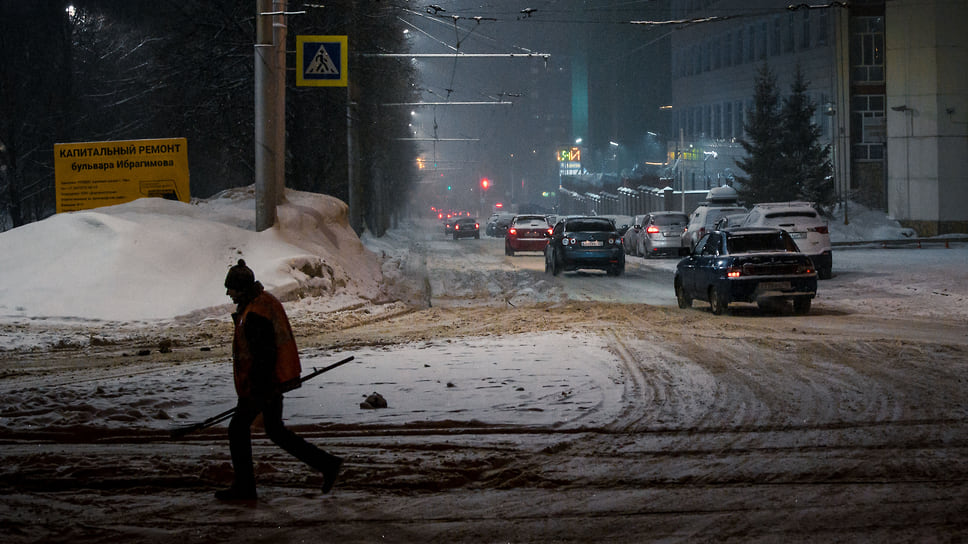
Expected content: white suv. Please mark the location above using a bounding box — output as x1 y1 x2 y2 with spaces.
741 202 833 279
684 205 749 251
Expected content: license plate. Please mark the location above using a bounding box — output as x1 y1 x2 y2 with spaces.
581 240 603 247
789 232 806 239
759 281 791 290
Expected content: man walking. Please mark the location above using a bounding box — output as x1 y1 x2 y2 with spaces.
216 259 342 501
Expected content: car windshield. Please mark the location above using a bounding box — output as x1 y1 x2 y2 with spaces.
764 211 817 220
703 209 746 227
565 219 614 232
513 216 548 227
761 210 822 227
654 214 687 226
726 231 799 253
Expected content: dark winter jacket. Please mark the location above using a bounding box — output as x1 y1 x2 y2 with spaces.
231 282 301 398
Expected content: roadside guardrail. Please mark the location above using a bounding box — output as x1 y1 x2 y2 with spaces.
833 235 968 249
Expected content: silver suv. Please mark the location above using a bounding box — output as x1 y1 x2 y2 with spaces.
741 202 833 279
639 211 689 257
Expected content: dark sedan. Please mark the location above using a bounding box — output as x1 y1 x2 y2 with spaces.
545 217 625 276
452 217 480 240
674 227 817 315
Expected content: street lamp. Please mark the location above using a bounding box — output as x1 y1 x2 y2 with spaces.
605 141 619 174
824 101 847 224
702 151 718 189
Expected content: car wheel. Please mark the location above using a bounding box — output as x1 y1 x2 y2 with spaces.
453 233 459 240
709 286 729 315
675 278 692 309
474 233 480 239
505 242 515 256
551 254 561 276
819 266 832 280
793 297 812 315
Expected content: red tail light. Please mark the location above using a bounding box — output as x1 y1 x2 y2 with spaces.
508 228 517 235
474 223 479 229
646 225 660 234
726 267 742 278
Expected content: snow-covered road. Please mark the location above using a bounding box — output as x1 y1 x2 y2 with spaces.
1 198 967 542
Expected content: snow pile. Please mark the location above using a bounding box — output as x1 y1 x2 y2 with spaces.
828 201 918 242
0 186 383 322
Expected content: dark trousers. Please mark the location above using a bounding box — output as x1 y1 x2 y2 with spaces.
228 395 339 490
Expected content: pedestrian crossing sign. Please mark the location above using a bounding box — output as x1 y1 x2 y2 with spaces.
296 35 348 87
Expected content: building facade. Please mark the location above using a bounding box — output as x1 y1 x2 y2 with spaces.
885 0 968 235
669 0 967 234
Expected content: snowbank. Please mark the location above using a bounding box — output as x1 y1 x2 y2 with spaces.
0 187 384 322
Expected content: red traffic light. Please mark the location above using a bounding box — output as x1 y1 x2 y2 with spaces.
480 178 490 190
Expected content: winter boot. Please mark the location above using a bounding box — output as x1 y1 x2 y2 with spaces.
322 457 343 494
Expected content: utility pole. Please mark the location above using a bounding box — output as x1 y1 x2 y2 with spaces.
679 128 685 213
254 0 287 232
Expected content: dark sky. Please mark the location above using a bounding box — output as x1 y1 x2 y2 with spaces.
400 1 670 210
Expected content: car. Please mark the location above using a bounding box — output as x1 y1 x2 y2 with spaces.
452 217 480 240
486 213 515 237
442 218 456 236
545 216 625 276
740 202 833 279
505 215 552 255
638 211 689 257
622 214 649 255
600 215 634 237
683 204 749 251
674 227 818 315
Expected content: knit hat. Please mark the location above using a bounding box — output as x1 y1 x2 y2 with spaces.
224 259 255 291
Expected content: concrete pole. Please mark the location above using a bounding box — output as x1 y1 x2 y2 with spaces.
254 0 276 231
679 128 686 213
272 0 287 206
347 85 361 234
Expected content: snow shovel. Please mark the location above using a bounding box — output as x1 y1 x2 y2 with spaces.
169 355 355 439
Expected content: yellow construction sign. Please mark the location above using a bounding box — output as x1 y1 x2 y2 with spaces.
54 138 189 213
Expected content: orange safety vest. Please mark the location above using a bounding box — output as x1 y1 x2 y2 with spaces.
232 291 301 397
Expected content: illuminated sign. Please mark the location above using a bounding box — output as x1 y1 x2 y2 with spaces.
54 138 189 213
556 147 581 162
297 35 348 87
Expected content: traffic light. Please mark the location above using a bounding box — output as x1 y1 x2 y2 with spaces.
447 185 452 191
480 177 490 191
